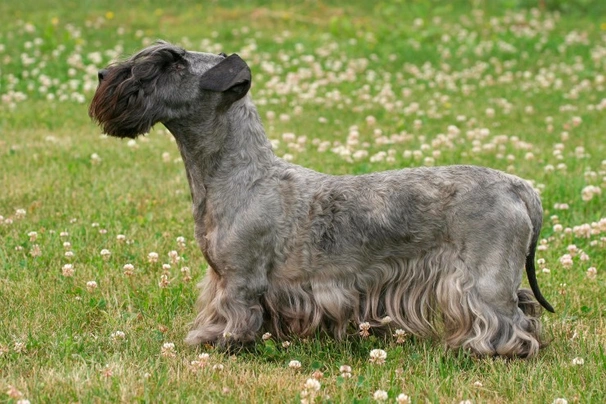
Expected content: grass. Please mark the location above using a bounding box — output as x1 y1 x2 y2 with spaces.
1 0 605 402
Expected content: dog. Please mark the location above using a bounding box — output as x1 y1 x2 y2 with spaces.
89 41 554 357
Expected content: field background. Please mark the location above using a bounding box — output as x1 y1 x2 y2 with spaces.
1 0 605 402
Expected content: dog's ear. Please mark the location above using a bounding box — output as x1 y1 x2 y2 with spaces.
199 54 251 101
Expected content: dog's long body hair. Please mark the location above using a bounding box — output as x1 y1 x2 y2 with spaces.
90 42 553 357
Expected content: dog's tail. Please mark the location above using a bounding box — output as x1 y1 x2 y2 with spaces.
519 181 555 313
525 238 555 313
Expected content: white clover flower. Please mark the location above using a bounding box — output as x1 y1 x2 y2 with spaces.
168 250 180 264
282 132 296 142
571 357 584 365
581 185 601 202
339 365 352 378
190 353 211 370
86 281 98 292
100 248 111 260
369 349 387 364
91 153 102 164
359 322 371 338
303 378 321 392
552 398 568 404
161 342 176 357
123 264 135 276
148 252 159 263
587 267 597 279
352 149 369 161
13 341 26 353
394 329 408 343
262 332 272 341
567 245 579 256
288 360 302 369
62 264 75 277
27 231 37 242
559 254 573 269
180 266 192 282
573 224 592 238
15 209 26 219
396 393 411 404
373 389 388 401
29 244 41 257
158 274 170 288
116 234 126 242
110 331 126 342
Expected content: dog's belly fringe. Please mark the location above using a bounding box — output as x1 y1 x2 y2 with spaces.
262 248 466 340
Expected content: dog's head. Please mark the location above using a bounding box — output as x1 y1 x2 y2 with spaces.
89 41 251 138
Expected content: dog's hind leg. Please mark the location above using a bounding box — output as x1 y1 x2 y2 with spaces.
436 251 543 357
438 198 544 357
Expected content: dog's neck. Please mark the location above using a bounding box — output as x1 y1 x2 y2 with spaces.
165 96 276 240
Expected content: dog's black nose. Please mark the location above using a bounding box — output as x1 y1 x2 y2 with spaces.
98 69 108 82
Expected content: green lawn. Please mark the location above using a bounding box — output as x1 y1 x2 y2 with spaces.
1 1 605 402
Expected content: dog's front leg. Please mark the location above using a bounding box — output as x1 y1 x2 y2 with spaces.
185 252 269 348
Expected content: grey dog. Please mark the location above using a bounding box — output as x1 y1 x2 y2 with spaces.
89 41 554 357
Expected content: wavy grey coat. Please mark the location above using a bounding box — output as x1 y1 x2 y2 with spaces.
89 42 553 357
